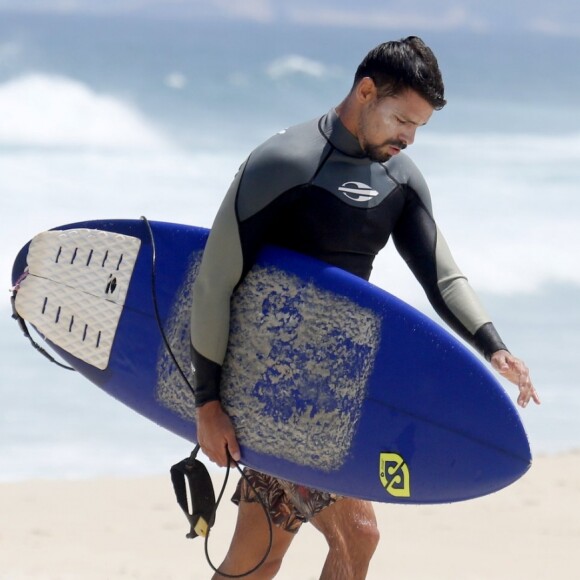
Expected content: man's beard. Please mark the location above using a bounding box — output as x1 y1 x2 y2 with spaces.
363 140 407 163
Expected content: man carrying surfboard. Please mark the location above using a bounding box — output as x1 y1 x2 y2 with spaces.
190 36 540 579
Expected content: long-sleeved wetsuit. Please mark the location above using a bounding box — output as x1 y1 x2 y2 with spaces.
190 109 507 406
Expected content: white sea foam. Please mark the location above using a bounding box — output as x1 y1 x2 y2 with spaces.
164 71 188 90
0 74 168 148
266 55 340 80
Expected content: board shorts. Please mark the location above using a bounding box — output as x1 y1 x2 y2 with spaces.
232 467 341 534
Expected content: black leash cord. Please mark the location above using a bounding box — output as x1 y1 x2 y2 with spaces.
10 284 75 371
204 452 274 579
140 216 196 399
140 216 273 578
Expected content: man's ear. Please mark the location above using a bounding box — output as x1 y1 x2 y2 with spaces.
355 76 377 104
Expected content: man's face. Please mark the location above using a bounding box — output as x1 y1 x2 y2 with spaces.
357 88 434 163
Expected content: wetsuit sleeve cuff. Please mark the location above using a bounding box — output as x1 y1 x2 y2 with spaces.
190 344 222 407
473 322 509 362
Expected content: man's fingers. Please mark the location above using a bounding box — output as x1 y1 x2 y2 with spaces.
227 437 242 463
518 383 541 408
490 350 540 408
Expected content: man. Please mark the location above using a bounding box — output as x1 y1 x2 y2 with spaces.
190 37 540 579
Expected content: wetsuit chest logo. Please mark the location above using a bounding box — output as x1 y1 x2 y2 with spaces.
337 181 379 203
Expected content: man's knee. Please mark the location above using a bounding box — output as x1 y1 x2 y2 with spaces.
333 515 380 557
313 500 380 560
358 517 380 555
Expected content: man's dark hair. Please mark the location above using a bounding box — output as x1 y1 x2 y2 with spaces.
354 36 446 110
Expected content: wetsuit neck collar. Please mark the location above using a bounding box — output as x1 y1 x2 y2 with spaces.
320 109 366 158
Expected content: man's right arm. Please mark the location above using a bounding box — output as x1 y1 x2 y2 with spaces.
189 165 247 466
190 167 246 407
190 142 313 464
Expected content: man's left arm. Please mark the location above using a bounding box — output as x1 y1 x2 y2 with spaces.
392 181 539 407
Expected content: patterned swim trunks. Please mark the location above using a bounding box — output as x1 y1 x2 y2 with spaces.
232 467 341 534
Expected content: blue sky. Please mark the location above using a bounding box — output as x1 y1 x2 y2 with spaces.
1 0 579 36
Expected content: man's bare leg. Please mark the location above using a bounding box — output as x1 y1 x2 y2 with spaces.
212 501 296 580
310 498 380 580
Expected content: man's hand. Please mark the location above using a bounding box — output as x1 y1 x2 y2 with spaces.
490 350 541 408
196 400 241 467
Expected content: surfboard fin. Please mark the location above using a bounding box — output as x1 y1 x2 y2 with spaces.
170 445 216 539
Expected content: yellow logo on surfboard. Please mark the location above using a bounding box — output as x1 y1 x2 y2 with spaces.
379 452 410 497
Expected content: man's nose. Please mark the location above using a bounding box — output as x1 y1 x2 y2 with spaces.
401 126 417 146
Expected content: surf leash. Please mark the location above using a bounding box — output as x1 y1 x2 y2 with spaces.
10 274 76 371
141 216 273 578
171 447 274 578
140 216 196 399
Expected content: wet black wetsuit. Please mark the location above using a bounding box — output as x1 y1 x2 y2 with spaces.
190 109 507 405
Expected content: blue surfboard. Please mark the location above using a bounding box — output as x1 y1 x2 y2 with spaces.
11 219 531 504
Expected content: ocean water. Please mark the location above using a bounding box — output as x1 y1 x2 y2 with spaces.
1 13 579 481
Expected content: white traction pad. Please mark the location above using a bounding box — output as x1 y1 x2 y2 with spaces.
15 229 141 370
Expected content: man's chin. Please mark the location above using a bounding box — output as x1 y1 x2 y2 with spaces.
366 150 392 163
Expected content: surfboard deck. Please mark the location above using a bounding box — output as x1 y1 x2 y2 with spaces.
11 219 531 504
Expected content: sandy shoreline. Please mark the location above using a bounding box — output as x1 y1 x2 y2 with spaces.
1 452 579 580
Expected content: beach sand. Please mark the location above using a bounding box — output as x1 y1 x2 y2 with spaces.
1 452 579 579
